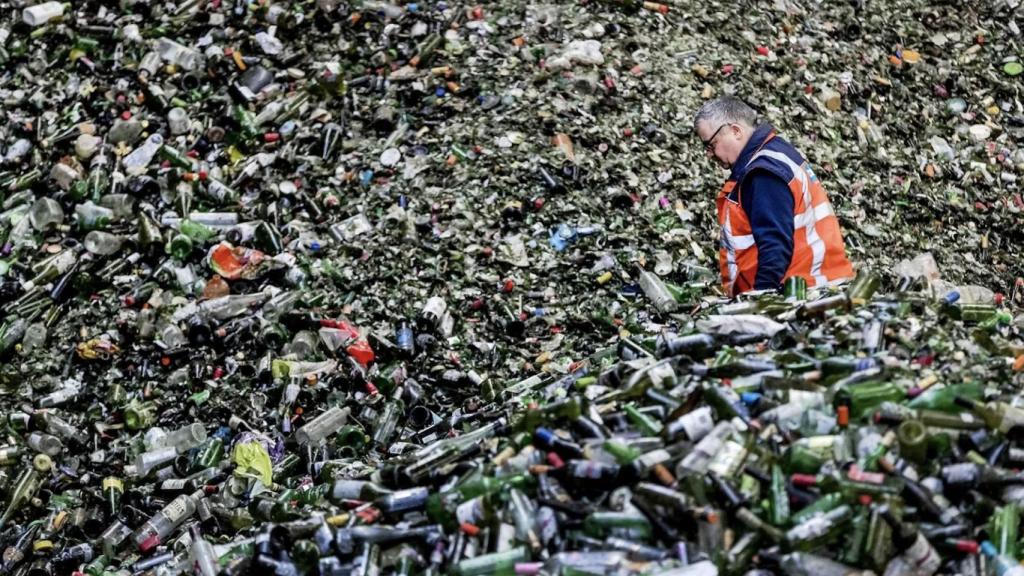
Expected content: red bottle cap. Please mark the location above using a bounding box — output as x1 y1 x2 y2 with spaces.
790 473 817 488
954 539 979 554
836 405 850 427
546 452 565 468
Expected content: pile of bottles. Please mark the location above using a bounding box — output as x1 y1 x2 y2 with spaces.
1 0 1024 574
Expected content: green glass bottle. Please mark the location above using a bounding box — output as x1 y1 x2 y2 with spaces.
458 474 532 500
233 105 259 140
956 396 1024 437
0 468 40 529
792 469 903 499
137 212 164 247
960 303 997 323
124 400 156 430
789 492 846 525
623 403 663 436
784 436 836 474
896 419 928 464
255 221 284 254
725 531 763 572
333 426 368 452
785 504 853 551
990 504 1020 558
195 437 225 471
839 503 871 565
834 380 905 419
291 539 320 574
880 507 941 576
158 144 195 170
769 464 790 526
167 233 193 261
847 269 881 306
83 554 109 576
914 408 985 430
102 477 123 518
452 547 528 576
603 439 642 464
735 507 783 542
582 511 652 540
978 310 1013 330
180 219 216 243
371 397 404 447
907 382 983 412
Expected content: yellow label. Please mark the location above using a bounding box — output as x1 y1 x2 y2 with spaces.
103 477 124 493
326 513 350 527
915 374 938 391
32 540 53 553
52 510 68 531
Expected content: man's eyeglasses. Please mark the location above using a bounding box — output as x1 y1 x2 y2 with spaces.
702 123 728 152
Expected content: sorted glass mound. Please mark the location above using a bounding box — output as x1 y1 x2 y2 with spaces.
0 0 1023 574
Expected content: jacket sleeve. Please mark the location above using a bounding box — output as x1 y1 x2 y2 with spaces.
740 170 795 290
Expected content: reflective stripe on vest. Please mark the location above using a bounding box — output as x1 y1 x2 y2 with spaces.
720 207 753 293
719 190 757 294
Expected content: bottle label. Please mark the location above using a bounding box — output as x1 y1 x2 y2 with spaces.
331 481 364 501
680 436 722 474
960 413 979 425
707 440 747 478
163 496 192 522
786 516 831 542
1002 407 1024 433
677 407 714 441
420 297 447 325
942 463 978 485
396 327 413 349
569 461 605 479
763 401 805 424
71 544 94 563
455 497 485 525
537 507 558 544
636 449 670 470
384 488 427 513
804 435 837 450
902 533 940 576
162 479 188 491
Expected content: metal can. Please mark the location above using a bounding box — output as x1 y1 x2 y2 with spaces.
784 276 807 301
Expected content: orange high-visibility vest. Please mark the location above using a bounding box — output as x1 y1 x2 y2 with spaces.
717 130 854 296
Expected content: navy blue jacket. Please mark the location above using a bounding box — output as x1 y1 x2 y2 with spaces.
728 125 795 290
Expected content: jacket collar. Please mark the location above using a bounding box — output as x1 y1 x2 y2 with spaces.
727 124 775 183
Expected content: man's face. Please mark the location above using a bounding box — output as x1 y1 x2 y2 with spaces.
696 120 745 169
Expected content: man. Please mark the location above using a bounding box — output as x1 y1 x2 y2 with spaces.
694 96 854 296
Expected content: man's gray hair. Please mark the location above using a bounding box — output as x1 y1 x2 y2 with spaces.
693 96 758 130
